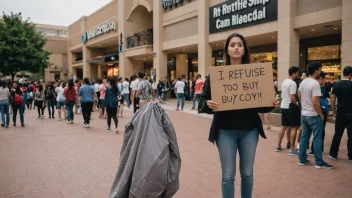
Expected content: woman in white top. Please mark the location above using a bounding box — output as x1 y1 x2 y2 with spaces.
56 82 67 121
122 78 130 109
0 80 10 128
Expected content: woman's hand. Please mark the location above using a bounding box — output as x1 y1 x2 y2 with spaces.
207 100 219 112
272 98 279 107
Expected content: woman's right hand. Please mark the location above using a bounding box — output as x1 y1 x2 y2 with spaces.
207 100 219 112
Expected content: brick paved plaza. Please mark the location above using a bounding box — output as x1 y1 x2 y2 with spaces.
0 102 351 198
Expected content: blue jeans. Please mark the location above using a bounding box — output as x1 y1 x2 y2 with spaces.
0 100 10 126
65 101 75 121
124 94 130 108
176 93 185 110
192 94 201 109
12 104 24 125
216 128 259 198
299 115 323 165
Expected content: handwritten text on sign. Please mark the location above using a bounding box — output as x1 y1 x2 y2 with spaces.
209 63 275 111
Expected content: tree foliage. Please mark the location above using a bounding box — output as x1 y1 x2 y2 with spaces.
0 12 51 80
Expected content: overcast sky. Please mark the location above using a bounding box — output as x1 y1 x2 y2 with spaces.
0 0 112 26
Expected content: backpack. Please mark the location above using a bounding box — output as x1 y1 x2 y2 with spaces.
320 97 329 112
14 94 23 105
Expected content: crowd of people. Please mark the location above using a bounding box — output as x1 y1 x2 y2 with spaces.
0 72 160 132
1 32 352 198
276 63 352 169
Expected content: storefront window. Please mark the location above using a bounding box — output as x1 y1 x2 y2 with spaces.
307 45 341 80
107 64 119 77
251 52 278 74
308 45 340 60
212 50 224 66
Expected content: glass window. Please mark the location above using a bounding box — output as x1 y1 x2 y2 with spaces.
307 45 340 60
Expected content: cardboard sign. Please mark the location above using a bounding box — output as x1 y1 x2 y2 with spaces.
209 63 275 111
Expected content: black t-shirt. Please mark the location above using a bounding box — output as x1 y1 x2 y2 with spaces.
332 80 352 113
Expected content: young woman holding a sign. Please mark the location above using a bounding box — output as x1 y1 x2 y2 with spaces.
198 33 278 198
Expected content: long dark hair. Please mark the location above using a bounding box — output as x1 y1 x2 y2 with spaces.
0 80 7 88
38 84 43 92
68 80 74 89
223 33 251 66
109 78 119 94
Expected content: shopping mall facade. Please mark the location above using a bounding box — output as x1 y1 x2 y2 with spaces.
65 0 352 88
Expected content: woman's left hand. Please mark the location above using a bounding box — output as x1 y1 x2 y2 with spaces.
272 98 279 107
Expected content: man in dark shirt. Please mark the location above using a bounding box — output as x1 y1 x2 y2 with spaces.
329 66 352 163
310 71 330 154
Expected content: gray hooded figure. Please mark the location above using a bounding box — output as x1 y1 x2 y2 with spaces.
110 102 181 198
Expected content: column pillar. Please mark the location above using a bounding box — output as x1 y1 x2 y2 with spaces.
198 0 212 77
341 0 352 72
153 0 168 82
82 46 91 78
277 0 299 90
68 52 73 79
118 0 134 79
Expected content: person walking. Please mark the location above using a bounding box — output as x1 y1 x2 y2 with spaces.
0 80 10 128
35 84 45 119
99 79 107 119
174 77 185 111
45 84 56 119
56 82 67 121
117 77 124 118
298 61 334 169
21 83 28 114
122 78 130 109
64 80 77 124
329 66 352 163
136 72 152 110
276 66 301 155
11 83 25 127
191 74 204 110
198 33 278 198
104 78 119 133
79 78 96 128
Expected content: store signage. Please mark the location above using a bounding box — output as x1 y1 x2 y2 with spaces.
209 0 277 34
82 21 116 42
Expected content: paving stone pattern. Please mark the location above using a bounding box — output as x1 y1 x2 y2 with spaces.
0 105 351 198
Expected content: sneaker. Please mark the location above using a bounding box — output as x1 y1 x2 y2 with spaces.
70 120 74 124
176 108 179 111
21 124 25 127
115 128 119 134
38 116 41 119
83 124 88 128
49 116 51 119
275 146 282 152
288 150 298 156
348 159 352 163
106 128 111 132
67 120 71 124
299 160 311 166
86 124 90 128
58 118 61 121
1 124 4 127
286 142 291 149
52 116 55 119
315 161 334 169
329 155 337 160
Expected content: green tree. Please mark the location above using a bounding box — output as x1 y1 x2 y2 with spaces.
0 12 51 81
